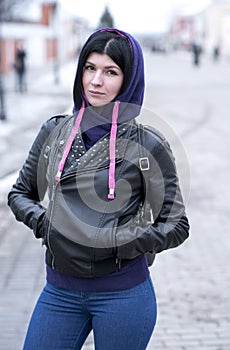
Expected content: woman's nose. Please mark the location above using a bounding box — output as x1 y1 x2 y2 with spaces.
91 71 103 86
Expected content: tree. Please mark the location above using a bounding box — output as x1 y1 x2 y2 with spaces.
97 5 114 29
0 0 29 120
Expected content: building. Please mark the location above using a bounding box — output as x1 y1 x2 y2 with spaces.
0 1 90 74
203 0 230 58
168 0 230 58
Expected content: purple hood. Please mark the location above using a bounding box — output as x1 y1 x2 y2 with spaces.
73 28 145 126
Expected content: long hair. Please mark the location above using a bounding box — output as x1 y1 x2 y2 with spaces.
73 30 133 110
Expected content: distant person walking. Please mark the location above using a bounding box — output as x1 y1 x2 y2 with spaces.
192 41 202 67
14 44 27 92
0 53 6 120
213 45 220 62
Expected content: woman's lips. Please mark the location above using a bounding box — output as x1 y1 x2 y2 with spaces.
88 90 104 95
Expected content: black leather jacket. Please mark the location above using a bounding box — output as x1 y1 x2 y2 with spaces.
8 115 189 277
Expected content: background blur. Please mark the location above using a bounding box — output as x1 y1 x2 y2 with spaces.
1 0 230 77
0 1 230 349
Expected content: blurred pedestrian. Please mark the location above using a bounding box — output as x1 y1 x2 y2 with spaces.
14 43 27 92
0 53 6 121
213 45 220 62
0 77 6 121
192 41 202 67
8 28 189 350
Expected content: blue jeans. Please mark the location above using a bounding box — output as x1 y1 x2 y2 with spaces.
23 277 157 350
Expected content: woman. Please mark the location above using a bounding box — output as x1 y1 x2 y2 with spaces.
8 28 189 350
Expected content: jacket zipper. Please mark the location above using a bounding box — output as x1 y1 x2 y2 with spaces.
46 183 57 269
115 257 122 269
62 157 123 178
113 218 122 270
46 141 60 269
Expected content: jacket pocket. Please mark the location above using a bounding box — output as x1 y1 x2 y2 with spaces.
115 210 152 259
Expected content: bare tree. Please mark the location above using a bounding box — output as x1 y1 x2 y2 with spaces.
97 6 114 29
0 0 28 22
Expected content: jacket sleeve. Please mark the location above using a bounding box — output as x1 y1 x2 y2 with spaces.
7 117 58 238
117 135 190 259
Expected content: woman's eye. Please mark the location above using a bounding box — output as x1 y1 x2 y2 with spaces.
85 65 95 71
107 70 117 76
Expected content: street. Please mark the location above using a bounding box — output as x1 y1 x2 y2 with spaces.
144 50 230 349
0 50 230 349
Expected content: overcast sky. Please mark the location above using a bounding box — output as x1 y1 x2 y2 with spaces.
59 0 212 34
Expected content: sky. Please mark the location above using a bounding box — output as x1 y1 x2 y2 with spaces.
58 0 212 34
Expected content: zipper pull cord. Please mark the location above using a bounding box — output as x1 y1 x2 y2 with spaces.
55 102 85 181
108 101 119 199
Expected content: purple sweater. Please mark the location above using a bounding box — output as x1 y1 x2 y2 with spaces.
46 254 149 292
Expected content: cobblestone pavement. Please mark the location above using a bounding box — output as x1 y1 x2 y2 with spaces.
0 51 230 349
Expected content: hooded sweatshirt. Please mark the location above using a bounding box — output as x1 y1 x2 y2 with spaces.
46 28 149 291
74 28 145 126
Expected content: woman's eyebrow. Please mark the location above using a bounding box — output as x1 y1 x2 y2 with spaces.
85 60 121 70
85 60 95 65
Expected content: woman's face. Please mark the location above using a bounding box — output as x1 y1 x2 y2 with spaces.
82 53 124 108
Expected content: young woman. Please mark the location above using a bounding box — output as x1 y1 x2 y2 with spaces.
8 28 189 350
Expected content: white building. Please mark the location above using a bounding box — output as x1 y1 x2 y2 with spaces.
168 0 230 58
0 1 90 74
203 0 230 58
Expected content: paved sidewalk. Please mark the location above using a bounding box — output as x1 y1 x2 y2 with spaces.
0 51 230 350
